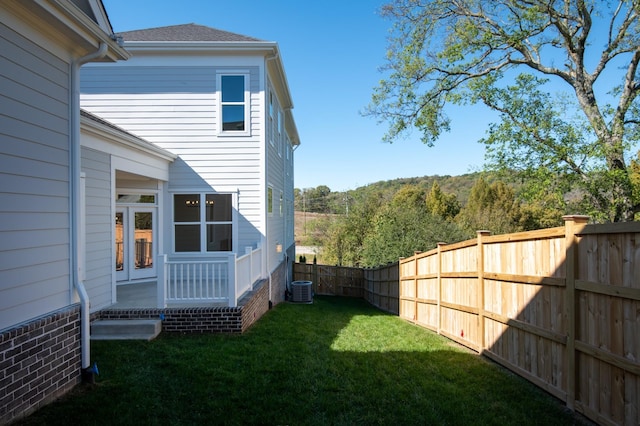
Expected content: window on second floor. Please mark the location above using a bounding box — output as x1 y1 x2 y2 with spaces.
219 74 248 134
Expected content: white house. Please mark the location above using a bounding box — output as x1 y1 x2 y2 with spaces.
0 0 128 423
1 6 299 423
80 23 299 312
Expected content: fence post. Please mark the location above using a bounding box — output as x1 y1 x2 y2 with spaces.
313 262 318 293
476 231 490 353
437 242 446 334
563 215 588 411
414 252 420 322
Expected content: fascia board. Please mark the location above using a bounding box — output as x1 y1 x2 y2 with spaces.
123 40 279 54
17 0 130 61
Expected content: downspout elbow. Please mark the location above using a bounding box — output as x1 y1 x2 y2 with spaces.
77 42 108 66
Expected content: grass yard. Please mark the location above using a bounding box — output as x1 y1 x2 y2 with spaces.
19 297 588 425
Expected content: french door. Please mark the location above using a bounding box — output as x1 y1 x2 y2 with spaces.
115 207 156 281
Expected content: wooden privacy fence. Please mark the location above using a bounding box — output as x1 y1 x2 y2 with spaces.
292 262 399 314
293 263 364 298
400 216 640 426
363 263 399 315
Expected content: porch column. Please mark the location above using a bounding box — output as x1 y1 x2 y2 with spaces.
157 254 167 308
229 253 237 307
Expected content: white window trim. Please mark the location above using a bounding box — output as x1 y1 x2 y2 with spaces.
267 186 274 216
171 192 236 254
217 71 250 137
269 92 275 147
277 110 283 157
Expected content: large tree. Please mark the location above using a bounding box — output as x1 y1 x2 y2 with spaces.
367 0 640 221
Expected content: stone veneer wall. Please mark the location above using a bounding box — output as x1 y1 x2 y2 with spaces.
0 305 81 425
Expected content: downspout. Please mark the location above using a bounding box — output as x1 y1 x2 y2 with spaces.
70 42 108 383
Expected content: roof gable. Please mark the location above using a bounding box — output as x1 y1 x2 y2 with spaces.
70 0 113 33
117 23 263 42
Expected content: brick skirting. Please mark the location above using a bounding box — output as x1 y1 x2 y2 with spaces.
0 305 81 425
97 261 289 333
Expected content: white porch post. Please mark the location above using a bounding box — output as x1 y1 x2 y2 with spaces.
157 254 167 308
228 253 237 307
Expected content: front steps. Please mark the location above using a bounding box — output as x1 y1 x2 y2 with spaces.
90 319 162 341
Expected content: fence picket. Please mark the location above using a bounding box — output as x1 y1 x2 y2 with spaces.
294 217 640 426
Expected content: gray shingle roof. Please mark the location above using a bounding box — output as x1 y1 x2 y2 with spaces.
116 23 263 42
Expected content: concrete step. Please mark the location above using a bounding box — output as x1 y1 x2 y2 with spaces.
90 319 162 341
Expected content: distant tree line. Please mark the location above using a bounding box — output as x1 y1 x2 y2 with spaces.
296 163 640 267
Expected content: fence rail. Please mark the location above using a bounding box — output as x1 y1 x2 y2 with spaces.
293 263 399 315
295 217 640 425
398 216 640 426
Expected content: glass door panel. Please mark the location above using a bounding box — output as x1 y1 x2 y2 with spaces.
134 212 153 271
115 210 127 281
130 208 155 280
115 208 156 281
115 212 124 271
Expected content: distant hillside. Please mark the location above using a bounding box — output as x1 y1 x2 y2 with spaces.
294 172 508 215
350 172 489 206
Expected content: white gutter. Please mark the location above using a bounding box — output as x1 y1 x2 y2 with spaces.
70 42 108 380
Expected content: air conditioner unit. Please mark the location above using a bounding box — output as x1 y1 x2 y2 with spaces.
290 280 313 303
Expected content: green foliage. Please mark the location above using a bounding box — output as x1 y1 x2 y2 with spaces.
361 201 470 266
323 189 386 266
297 214 334 246
425 181 460 220
368 0 640 221
304 173 577 268
455 177 523 235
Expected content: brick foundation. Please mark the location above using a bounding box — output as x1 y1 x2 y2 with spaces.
0 305 82 425
97 260 290 334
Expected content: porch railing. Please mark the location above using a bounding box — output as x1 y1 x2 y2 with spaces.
160 246 263 308
235 246 263 301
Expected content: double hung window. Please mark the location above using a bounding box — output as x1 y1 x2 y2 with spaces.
219 73 249 134
174 193 233 252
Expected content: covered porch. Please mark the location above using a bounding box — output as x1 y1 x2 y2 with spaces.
111 246 264 309
93 251 288 335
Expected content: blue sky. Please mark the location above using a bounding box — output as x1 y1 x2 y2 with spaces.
102 0 492 192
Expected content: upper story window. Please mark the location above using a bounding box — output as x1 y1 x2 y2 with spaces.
218 73 249 135
277 110 283 156
269 92 275 146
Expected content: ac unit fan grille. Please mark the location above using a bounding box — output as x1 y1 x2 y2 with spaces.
290 281 313 303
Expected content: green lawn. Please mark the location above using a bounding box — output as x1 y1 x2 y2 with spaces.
19 297 587 425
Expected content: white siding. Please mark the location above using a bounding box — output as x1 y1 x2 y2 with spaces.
81 65 264 250
81 147 113 311
0 21 72 330
265 82 288 272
